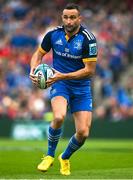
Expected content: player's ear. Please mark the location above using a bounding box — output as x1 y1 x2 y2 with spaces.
78 15 82 23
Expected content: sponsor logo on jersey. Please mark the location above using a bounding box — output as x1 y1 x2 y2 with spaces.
54 49 82 59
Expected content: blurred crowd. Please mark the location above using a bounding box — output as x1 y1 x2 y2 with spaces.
0 0 133 121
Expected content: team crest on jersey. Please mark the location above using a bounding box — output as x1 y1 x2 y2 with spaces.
55 39 63 45
89 43 97 55
73 40 82 50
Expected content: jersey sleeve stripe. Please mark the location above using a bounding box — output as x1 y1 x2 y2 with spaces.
38 46 47 54
83 58 97 62
84 29 95 40
82 31 91 40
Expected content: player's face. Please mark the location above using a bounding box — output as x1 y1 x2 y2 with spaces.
62 9 81 33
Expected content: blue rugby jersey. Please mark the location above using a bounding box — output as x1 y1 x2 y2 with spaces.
39 25 97 86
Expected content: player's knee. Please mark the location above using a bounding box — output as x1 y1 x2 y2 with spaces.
53 114 65 126
77 128 89 138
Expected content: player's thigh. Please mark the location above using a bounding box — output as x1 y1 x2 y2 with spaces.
73 111 92 132
51 96 68 119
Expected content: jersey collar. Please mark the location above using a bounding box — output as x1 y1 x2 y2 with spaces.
63 25 82 42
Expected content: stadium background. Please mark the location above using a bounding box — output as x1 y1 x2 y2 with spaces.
0 0 133 179
0 0 133 139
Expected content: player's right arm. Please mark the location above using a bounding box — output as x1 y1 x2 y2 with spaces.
30 49 45 75
30 31 52 84
29 49 45 85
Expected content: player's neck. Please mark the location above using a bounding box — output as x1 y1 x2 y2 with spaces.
66 26 80 38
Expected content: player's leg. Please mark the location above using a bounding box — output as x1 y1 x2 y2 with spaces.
38 81 69 172
37 96 68 172
74 111 92 142
58 93 92 175
47 96 68 157
59 111 92 175
63 111 92 155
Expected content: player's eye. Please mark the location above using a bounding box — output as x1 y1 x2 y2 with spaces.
70 16 77 20
63 15 77 20
63 16 68 19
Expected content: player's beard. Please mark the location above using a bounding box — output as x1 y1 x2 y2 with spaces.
64 24 79 34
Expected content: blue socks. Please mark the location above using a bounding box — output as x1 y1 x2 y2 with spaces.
47 127 85 159
47 126 62 157
62 135 85 159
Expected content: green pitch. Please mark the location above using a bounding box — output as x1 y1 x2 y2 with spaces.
0 139 133 179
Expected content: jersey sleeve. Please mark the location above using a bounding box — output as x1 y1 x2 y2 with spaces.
82 34 98 62
39 31 52 54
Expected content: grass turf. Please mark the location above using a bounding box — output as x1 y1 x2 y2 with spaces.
0 139 133 179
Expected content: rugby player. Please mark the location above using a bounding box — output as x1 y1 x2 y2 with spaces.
30 3 97 175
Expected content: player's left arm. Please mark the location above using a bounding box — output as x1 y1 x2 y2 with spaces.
46 61 96 87
65 60 96 79
46 59 97 87
52 60 96 80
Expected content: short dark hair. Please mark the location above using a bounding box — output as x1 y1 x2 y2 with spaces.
64 3 80 14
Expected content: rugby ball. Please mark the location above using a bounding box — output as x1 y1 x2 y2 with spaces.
34 64 54 89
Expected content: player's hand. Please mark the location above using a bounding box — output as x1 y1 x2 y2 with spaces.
29 68 38 86
46 72 64 87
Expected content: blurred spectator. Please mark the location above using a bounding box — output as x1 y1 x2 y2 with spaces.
127 28 133 64
0 0 133 121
